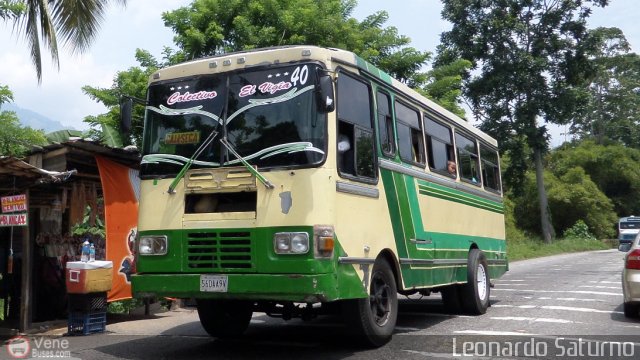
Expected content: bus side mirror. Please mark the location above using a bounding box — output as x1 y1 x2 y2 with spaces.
316 72 335 113
120 97 133 133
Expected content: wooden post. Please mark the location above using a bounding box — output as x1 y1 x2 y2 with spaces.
19 189 32 333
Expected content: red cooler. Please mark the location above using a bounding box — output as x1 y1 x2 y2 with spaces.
66 261 113 294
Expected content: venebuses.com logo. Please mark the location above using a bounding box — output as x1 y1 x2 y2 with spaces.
5 335 72 359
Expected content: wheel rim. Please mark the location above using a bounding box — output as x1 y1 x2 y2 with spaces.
369 271 391 326
477 264 488 301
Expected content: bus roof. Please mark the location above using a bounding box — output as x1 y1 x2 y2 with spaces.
150 45 498 147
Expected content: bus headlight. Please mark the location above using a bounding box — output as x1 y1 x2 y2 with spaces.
139 235 168 255
274 232 309 254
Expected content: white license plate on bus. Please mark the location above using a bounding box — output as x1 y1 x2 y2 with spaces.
200 275 228 292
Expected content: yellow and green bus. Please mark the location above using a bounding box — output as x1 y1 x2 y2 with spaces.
124 45 508 346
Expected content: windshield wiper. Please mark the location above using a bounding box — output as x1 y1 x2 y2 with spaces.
220 138 274 190
167 130 219 194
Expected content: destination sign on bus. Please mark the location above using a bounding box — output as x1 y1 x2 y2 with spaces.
164 131 201 145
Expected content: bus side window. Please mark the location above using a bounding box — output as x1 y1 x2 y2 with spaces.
480 145 501 193
455 133 480 185
336 71 376 181
376 91 394 157
425 117 456 178
395 100 424 166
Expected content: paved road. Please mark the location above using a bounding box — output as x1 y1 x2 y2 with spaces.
7 249 640 359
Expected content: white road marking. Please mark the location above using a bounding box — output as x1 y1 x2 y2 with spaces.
491 316 577 324
454 330 535 336
493 288 621 296
554 297 603 302
578 285 620 290
492 304 623 315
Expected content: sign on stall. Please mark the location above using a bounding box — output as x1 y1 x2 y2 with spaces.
0 213 28 227
1 194 27 213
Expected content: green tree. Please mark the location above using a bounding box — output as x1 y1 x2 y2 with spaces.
0 0 23 19
438 0 609 242
2 0 126 82
0 85 48 156
82 49 163 146
86 0 472 147
513 167 617 240
420 58 472 118
161 0 430 87
549 140 640 217
570 27 640 147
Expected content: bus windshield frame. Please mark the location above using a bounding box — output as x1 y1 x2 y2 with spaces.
140 62 328 178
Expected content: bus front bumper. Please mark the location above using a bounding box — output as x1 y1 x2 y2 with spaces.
131 272 357 302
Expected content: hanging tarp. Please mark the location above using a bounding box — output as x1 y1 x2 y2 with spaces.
96 156 140 302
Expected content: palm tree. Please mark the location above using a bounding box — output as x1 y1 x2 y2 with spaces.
8 0 127 83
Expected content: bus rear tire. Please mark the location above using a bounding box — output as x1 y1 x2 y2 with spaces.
459 248 490 315
342 258 398 347
196 299 253 338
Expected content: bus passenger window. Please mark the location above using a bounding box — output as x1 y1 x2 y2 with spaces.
376 91 394 156
455 133 480 185
480 145 501 192
395 101 424 166
425 117 455 177
336 71 376 182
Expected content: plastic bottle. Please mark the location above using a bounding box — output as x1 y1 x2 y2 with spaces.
89 243 96 262
81 240 90 262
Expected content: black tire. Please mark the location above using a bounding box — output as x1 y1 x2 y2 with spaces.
342 258 398 347
459 248 490 315
623 302 640 318
196 299 253 338
441 284 463 314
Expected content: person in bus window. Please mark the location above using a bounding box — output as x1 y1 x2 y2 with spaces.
337 134 355 175
447 160 457 176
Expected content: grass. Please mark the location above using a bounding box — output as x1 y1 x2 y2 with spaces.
507 236 615 261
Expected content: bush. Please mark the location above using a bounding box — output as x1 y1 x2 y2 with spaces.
563 220 597 241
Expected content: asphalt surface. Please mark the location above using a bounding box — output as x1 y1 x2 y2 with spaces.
4 249 640 359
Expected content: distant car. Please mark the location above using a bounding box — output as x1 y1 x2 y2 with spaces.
622 232 640 318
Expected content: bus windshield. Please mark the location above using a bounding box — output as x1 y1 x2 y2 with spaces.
141 63 327 177
620 221 640 230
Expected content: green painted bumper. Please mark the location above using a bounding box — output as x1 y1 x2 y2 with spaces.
132 271 362 302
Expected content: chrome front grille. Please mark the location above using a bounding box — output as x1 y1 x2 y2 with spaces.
186 231 254 271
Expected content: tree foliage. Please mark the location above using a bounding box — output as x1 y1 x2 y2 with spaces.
438 0 610 242
82 49 162 146
0 85 48 156
549 141 640 217
162 0 430 86
3 0 127 82
570 27 640 147
85 0 471 147
512 167 617 239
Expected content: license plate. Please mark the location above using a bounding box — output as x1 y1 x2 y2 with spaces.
200 275 228 292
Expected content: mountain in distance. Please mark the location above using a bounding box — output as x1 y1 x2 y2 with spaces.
3 103 73 133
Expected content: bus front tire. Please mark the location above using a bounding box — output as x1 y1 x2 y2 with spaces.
459 248 490 315
196 299 253 338
342 258 398 347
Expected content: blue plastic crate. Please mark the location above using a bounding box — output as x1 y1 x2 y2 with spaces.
68 310 106 335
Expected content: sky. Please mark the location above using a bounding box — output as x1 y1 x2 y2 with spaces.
0 0 638 142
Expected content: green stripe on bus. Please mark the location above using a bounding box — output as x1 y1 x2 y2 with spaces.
417 180 504 214
355 55 392 84
380 169 409 259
